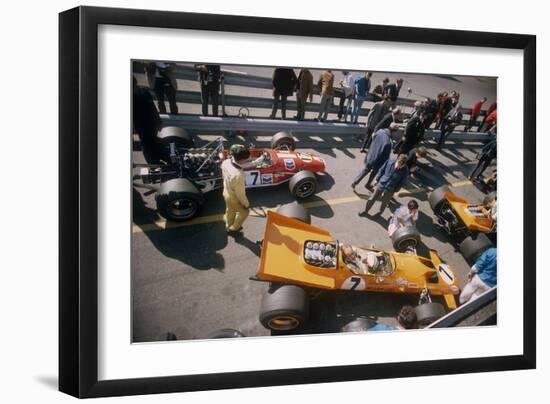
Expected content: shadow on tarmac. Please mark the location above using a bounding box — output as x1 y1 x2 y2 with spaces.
133 189 227 271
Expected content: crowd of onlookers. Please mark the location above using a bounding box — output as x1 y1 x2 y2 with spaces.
135 62 497 138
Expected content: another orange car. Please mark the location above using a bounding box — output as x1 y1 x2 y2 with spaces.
252 207 460 331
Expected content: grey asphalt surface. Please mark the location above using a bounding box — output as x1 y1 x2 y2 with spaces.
132 132 495 342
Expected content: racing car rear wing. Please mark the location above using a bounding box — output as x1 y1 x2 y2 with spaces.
255 211 338 289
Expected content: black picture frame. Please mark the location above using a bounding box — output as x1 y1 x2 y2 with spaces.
59 5 536 398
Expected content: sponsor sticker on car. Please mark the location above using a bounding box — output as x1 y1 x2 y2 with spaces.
284 159 296 170
261 174 273 184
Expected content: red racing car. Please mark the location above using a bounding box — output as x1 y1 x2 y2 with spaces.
133 128 327 221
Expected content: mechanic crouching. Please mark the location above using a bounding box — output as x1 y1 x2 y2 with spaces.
222 145 251 234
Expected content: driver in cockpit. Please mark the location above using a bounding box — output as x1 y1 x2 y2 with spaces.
233 145 268 169
341 243 383 275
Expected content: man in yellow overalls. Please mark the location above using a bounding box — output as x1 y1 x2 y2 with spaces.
221 144 251 233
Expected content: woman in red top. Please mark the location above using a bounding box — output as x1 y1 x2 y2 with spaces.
479 102 497 132
467 97 487 131
481 109 497 132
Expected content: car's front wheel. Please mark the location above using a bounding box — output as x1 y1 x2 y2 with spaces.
415 302 446 328
259 285 308 331
391 225 421 252
289 170 317 199
155 178 204 221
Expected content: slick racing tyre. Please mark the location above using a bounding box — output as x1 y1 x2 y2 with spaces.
415 302 446 328
276 202 311 224
270 131 296 150
260 285 308 332
391 225 421 252
155 178 204 221
289 170 317 199
428 185 452 213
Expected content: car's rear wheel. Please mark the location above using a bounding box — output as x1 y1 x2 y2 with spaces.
391 225 421 252
415 302 446 328
271 131 296 150
276 202 311 224
155 178 204 221
259 285 308 331
205 329 246 339
459 233 493 265
428 185 452 213
156 126 195 162
340 318 373 333
289 170 317 199
483 191 497 206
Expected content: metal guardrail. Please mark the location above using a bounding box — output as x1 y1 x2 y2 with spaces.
134 62 491 137
162 114 492 141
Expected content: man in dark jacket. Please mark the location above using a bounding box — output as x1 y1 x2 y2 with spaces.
352 123 398 190
361 97 391 152
295 69 314 120
374 107 401 132
270 68 298 120
194 64 221 116
146 62 178 114
437 104 463 149
395 112 427 155
384 78 403 104
469 139 497 181
359 154 409 216
133 77 162 163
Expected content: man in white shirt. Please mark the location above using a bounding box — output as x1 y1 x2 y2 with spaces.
388 199 419 237
337 71 354 122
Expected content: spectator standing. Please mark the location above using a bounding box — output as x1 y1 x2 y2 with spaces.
132 77 162 164
405 146 428 174
480 109 497 133
450 90 460 107
395 112 427 155
435 92 453 129
437 104 463 149
359 154 409 216
295 69 314 121
388 199 419 236
337 71 355 122
351 123 397 190
479 101 497 132
194 64 221 116
367 305 417 331
384 78 404 104
221 145 252 233
316 70 335 121
372 77 390 102
270 68 298 120
361 97 391 152
350 72 372 124
374 107 401 132
146 62 178 114
466 97 487 131
459 247 497 304
469 138 497 181
422 97 438 129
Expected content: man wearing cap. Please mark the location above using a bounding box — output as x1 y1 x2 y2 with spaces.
221 144 251 233
359 154 409 216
